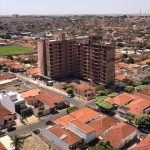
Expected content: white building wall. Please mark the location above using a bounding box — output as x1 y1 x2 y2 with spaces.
41 128 70 150
68 122 96 143
0 94 16 113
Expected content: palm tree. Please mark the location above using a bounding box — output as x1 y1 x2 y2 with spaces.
11 135 24 150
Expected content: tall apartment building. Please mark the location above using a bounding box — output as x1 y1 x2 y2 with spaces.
38 34 115 85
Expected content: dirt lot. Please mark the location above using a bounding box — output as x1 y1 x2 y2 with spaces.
21 136 49 150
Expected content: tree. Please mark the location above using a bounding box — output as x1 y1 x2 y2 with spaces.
141 78 150 85
97 101 113 113
11 135 24 150
124 86 135 93
121 53 128 59
127 57 134 64
96 85 105 91
67 107 78 114
66 87 74 95
135 85 145 92
108 92 118 98
96 96 109 103
123 78 135 86
98 90 106 96
135 114 150 129
89 142 118 150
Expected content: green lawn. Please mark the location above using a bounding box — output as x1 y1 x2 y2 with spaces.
0 46 34 56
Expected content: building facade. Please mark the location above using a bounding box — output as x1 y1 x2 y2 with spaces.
38 34 115 85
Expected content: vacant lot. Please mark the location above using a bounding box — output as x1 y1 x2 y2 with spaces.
0 46 34 56
21 136 49 150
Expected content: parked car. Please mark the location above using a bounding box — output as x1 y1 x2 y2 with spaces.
67 94 74 98
0 130 5 136
7 126 16 132
45 120 54 125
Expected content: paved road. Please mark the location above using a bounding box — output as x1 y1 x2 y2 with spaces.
7 109 67 136
16 74 86 107
6 74 97 136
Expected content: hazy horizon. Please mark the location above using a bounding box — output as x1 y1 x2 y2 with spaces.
0 0 150 16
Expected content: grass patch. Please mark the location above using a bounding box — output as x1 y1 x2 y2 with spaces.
0 46 34 56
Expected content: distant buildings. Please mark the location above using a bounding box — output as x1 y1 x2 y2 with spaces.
38 33 115 85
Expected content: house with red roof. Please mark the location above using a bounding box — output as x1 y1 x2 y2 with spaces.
70 82 96 100
0 104 16 129
54 107 119 144
24 91 67 117
102 122 137 149
133 135 150 150
41 124 84 150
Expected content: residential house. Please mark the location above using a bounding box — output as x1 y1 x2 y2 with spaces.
102 122 137 149
21 88 41 99
25 91 66 117
0 104 16 128
0 73 16 81
0 92 31 117
125 98 150 117
134 135 150 150
41 124 83 150
105 93 138 118
26 67 39 78
54 107 119 144
70 82 96 100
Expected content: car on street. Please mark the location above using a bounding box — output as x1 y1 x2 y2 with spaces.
0 130 5 136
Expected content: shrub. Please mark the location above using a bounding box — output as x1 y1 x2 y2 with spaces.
135 114 150 129
67 107 78 114
108 92 118 98
98 90 106 96
124 86 135 93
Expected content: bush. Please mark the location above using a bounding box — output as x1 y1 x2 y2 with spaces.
141 78 150 85
66 87 74 95
89 142 118 150
97 101 113 110
98 90 106 96
135 85 145 92
127 57 134 64
67 107 78 114
96 96 109 103
108 92 118 98
96 85 105 91
124 86 135 93
135 114 150 129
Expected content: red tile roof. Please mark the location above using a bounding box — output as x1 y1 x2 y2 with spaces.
88 115 119 136
21 88 41 99
70 82 96 92
70 107 100 123
0 73 16 81
140 85 150 96
48 125 82 146
0 104 15 121
0 142 6 150
54 107 100 127
127 98 150 115
27 67 39 75
134 92 150 101
103 122 137 148
134 135 150 150
34 92 65 108
105 93 138 106
54 115 76 127
69 119 95 133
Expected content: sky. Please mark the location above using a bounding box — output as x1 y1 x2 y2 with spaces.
0 0 150 15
